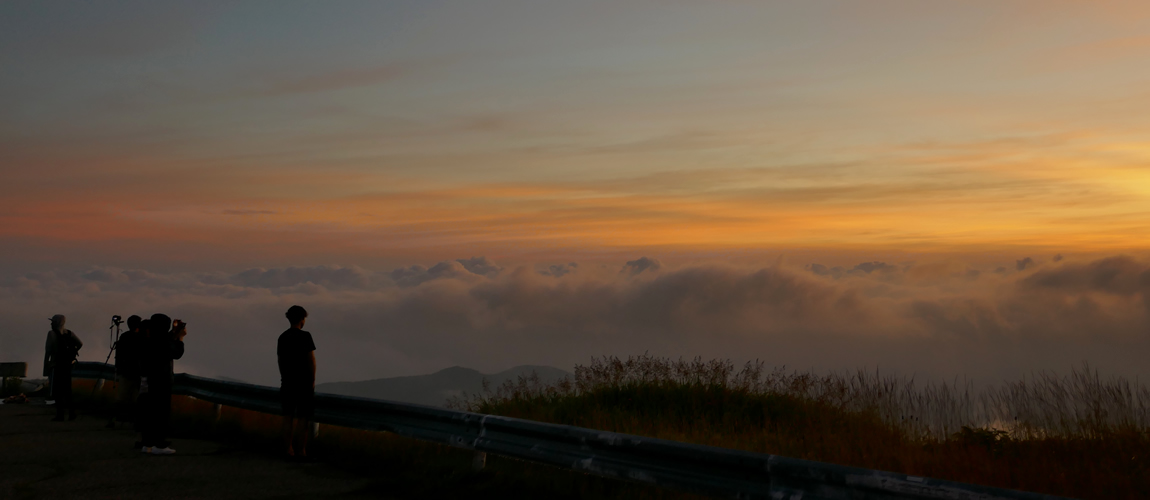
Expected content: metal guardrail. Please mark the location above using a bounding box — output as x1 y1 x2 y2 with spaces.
71 362 1072 500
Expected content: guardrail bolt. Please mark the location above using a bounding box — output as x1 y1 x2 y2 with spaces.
472 451 486 472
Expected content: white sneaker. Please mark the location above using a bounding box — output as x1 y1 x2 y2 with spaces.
140 446 151 453
150 447 176 455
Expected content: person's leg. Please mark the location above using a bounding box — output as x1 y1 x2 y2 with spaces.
136 390 151 446
282 415 296 456
52 373 64 421
296 419 310 457
154 390 172 449
62 364 75 419
140 392 155 448
52 365 71 420
115 375 138 421
127 376 140 422
296 392 314 457
281 387 298 456
115 376 125 416
109 375 126 427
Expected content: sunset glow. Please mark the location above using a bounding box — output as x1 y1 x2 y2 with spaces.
4 2 1150 385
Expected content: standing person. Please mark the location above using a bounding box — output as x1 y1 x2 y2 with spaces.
133 319 152 435
139 314 185 455
44 314 83 421
278 305 316 460
109 315 143 428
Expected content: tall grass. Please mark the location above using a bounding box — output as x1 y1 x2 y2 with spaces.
458 355 1150 440
455 355 1150 499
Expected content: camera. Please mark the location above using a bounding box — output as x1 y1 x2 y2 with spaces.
111 315 122 325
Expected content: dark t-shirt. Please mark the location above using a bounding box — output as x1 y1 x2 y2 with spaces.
277 328 316 388
141 335 185 388
115 330 143 377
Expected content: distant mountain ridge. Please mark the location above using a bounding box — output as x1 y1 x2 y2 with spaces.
315 365 571 407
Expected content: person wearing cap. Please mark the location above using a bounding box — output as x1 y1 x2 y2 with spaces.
44 314 83 421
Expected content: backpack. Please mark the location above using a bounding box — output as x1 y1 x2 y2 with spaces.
55 331 80 361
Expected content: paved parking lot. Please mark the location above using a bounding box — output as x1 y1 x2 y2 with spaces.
0 402 379 499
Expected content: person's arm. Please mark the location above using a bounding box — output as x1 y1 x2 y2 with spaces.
170 325 187 360
43 332 54 375
308 351 316 388
170 339 185 361
69 331 82 350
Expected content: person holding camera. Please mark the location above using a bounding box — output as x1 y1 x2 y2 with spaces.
44 314 83 421
278 305 316 460
138 314 185 455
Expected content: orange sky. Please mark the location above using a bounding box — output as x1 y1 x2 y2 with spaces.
7 132 1150 267
3 2 1150 269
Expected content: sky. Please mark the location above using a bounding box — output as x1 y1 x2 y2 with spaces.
3 1 1150 386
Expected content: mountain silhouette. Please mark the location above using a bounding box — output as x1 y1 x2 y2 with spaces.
315 365 571 407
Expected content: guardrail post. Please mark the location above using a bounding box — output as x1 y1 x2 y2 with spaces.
472 451 486 472
213 403 222 423
312 422 320 438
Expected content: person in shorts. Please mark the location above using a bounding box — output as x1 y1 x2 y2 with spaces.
278 305 316 459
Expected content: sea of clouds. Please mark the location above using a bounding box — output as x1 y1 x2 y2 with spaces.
3 255 1148 386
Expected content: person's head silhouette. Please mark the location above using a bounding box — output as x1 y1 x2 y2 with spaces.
150 314 171 336
286 305 308 328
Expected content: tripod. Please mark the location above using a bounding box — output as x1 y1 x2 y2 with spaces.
90 317 123 420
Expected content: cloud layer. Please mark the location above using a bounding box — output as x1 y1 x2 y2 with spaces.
4 254 1149 387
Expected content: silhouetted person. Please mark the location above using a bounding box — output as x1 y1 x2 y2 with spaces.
109 315 144 428
278 305 316 459
131 319 152 440
45 314 83 421
139 314 185 455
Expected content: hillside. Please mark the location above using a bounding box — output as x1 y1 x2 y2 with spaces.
316 365 570 407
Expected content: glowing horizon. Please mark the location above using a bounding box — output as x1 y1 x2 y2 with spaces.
4 2 1150 265
5 2 1150 383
